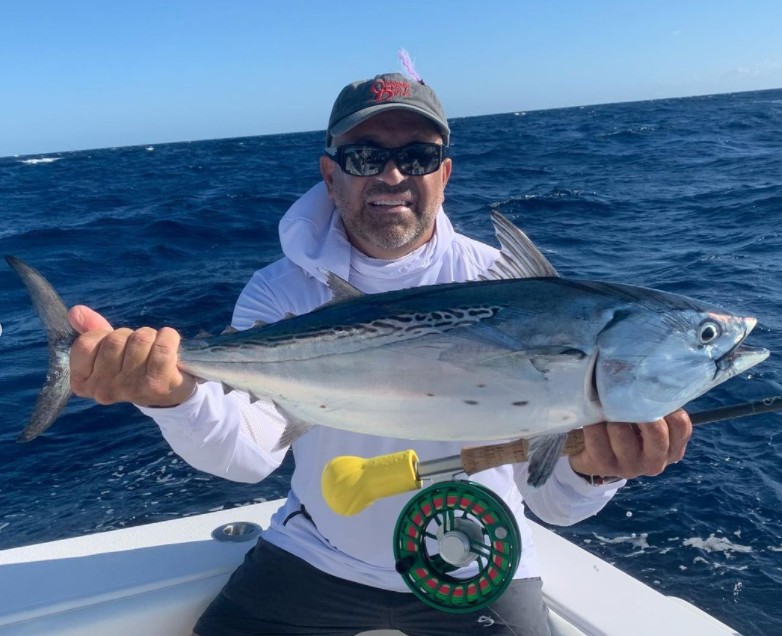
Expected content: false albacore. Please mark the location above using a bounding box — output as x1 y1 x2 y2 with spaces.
5 213 769 485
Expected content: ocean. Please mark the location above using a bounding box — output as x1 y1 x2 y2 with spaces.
1 88 781 635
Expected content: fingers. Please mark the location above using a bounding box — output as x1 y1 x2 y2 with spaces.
664 408 692 463
145 327 179 384
69 305 113 333
121 327 158 378
573 422 644 478
144 327 195 403
576 423 616 473
571 411 692 480
630 419 669 477
91 329 134 393
71 328 115 391
70 322 194 407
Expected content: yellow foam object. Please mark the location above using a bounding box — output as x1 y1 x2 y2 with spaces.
321 449 422 516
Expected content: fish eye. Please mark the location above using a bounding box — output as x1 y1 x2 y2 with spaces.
697 320 722 345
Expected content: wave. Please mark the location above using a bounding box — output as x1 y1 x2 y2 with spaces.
2 87 781 636
18 157 60 165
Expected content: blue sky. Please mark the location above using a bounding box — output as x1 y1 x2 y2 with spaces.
2 1 781 157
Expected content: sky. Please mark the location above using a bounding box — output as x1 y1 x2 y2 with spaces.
2 0 781 158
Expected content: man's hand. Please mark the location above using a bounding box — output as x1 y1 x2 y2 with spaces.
568 409 692 480
68 305 196 407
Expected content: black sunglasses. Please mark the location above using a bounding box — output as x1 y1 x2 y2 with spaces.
325 143 448 177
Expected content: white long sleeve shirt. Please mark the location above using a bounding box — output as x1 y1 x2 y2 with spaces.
139 182 623 591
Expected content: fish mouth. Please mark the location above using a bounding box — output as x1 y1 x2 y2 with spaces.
716 317 769 379
716 343 769 378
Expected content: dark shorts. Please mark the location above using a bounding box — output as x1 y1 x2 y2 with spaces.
194 538 551 636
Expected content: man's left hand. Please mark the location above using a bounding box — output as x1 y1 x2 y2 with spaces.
568 409 692 480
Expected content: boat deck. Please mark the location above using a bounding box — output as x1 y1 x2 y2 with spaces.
0 501 739 635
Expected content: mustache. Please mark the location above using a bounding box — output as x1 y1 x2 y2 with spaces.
365 182 417 199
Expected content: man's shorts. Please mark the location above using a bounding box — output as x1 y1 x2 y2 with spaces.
194 537 551 636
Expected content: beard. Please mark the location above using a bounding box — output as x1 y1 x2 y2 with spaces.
332 179 441 256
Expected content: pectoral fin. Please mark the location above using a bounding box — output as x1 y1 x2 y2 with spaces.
527 433 567 487
273 401 317 450
476 346 589 373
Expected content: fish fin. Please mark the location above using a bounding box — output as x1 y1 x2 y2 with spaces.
481 211 559 280
194 329 212 339
5 256 78 442
221 325 241 335
527 433 567 487
282 312 296 320
528 348 588 374
272 401 316 450
321 269 364 303
475 346 588 371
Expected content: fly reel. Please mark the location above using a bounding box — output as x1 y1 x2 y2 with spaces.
392 480 521 613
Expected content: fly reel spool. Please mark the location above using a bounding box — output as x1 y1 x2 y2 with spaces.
392 480 521 613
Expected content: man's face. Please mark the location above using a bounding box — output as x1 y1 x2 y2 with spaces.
320 110 452 260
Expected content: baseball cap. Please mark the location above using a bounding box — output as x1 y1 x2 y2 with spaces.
326 72 450 147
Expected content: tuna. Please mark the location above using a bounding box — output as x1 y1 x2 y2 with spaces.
5 213 769 485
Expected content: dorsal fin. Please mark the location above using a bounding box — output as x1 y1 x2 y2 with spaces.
220 325 240 335
481 211 559 280
321 269 364 303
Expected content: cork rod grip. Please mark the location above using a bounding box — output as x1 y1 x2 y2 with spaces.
460 428 586 475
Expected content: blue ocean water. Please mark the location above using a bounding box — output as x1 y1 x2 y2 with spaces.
1 88 781 634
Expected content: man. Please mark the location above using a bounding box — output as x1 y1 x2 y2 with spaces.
69 73 692 635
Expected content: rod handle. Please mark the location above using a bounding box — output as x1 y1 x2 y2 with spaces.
460 396 782 475
460 429 585 475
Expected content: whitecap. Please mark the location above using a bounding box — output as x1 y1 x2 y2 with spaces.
683 534 753 554
20 157 60 165
593 532 650 553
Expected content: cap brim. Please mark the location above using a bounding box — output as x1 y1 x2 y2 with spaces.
329 103 450 142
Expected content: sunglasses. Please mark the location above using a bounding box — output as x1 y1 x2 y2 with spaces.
325 143 448 177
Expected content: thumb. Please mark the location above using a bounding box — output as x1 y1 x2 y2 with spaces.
68 305 113 334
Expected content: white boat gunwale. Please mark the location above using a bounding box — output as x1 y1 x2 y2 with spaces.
0 500 739 636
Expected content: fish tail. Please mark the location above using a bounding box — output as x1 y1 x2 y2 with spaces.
5 256 77 442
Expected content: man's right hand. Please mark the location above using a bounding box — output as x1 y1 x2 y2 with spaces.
68 305 197 407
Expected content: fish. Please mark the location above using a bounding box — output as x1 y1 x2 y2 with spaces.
5 212 769 485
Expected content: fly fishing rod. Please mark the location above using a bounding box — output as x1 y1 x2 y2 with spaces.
322 395 782 614
322 395 782 517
